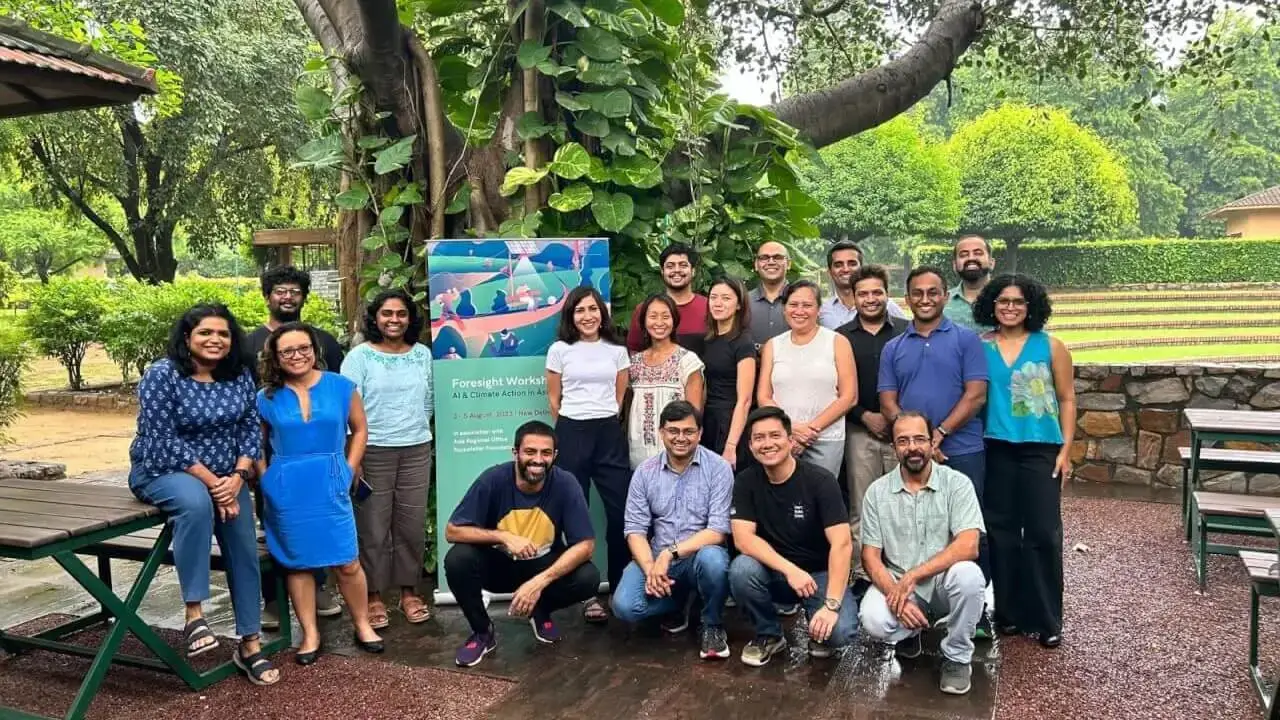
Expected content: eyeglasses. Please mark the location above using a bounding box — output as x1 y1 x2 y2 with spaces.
995 298 1028 308
662 427 700 439
277 345 314 359
756 254 787 263
271 288 305 298
894 435 932 448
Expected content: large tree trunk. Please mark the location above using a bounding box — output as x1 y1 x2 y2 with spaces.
770 0 984 149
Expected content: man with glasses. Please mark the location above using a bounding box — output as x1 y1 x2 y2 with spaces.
610 401 734 660
877 266 992 639
626 242 708 355
820 240 908 331
245 265 346 628
748 241 790 347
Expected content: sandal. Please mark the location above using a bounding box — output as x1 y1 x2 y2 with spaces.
368 600 390 630
399 594 431 624
183 618 219 658
582 597 608 624
233 643 280 686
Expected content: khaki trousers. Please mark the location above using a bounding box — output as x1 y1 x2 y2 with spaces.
845 421 898 579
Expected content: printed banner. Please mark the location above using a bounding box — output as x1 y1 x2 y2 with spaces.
428 237 611 601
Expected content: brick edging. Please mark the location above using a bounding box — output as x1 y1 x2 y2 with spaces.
24 389 137 412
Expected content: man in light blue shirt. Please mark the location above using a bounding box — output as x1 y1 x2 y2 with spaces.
819 240 908 329
611 400 734 660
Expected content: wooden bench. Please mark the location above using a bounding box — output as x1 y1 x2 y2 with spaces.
1240 550 1280 719
1179 447 1280 541
1191 491 1280 591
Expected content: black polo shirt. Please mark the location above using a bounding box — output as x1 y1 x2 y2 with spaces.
835 314 906 424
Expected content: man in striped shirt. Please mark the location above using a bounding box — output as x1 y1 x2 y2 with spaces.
610 400 735 660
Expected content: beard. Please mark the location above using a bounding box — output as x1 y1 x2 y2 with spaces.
901 451 929 474
857 306 886 323
958 264 990 283
519 459 548 485
271 307 302 323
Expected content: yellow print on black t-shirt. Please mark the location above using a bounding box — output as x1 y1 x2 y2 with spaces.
496 507 556 559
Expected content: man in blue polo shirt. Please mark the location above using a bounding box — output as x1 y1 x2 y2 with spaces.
878 265 991 638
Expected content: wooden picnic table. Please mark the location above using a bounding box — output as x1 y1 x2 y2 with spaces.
0 478 285 720
1182 409 1280 537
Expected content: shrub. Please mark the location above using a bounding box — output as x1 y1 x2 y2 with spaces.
911 237 1280 288
0 324 31 444
23 277 110 390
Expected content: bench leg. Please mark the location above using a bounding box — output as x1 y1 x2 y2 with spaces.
1182 465 1191 542
1193 500 1209 592
96 556 112 617
1186 435 1203 541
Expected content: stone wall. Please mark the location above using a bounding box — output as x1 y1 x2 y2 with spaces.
1072 363 1280 493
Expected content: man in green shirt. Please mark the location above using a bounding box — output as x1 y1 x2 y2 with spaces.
858 411 987 696
943 235 995 332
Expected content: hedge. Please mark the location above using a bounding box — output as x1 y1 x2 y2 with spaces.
910 237 1280 288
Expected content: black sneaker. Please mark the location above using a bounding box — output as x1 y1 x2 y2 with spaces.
699 625 730 660
660 594 696 634
973 612 993 641
895 633 923 660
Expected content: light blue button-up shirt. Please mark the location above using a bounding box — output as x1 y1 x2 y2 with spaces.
819 295 908 330
624 444 733 553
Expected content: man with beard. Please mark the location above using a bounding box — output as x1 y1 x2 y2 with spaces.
729 406 858 667
245 266 345 628
747 241 790 346
444 421 601 667
946 235 995 332
858 411 986 696
879 266 991 639
610 401 733 660
626 243 708 354
834 265 906 591
819 240 908 330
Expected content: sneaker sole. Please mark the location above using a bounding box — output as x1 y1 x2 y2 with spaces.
662 621 691 635
808 648 834 658
316 606 343 618
740 643 785 667
941 682 972 695
777 605 800 616
700 647 731 660
260 620 281 631
456 641 497 667
530 619 559 644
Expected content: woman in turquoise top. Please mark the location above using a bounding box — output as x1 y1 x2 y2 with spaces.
974 274 1075 650
341 289 435 631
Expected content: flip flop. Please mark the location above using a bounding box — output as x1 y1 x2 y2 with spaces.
183 618 219 658
582 597 608 624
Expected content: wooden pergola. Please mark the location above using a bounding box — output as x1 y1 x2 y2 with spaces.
251 228 336 267
0 17 157 118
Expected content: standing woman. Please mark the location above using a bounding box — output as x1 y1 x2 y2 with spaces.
128 304 279 686
700 276 756 470
974 273 1074 649
256 323 385 664
627 293 705 469
545 286 630 622
757 280 856 479
341 289 435 630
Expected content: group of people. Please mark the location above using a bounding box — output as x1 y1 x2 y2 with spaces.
125 232 1076 696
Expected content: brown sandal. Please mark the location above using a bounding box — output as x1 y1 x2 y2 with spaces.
399 594 431 624
368 600 390 630
582 597 608 624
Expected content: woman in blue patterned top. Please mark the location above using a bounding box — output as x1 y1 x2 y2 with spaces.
974 274 1076 650
341 289 435 631
128 304 279 686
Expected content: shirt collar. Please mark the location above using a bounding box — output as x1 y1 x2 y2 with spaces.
890 462 940 493
660 446 704 475
845 315 905 337
949 286 970 303
906 316 954 337
750 285 782 303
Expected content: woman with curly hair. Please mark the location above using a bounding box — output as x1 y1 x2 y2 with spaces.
128 304 278 685
341 289 435 630
256 322 384 663
973 273 1075 649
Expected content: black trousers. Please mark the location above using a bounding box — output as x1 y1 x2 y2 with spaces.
443 543 600 634
985 439 1063 635
553 415 631 591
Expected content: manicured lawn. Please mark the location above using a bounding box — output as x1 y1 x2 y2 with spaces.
1048 312 1280 327
1074 343 1280 363
1054 326 1280 343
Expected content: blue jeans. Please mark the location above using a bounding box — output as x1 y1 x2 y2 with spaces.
944 451 990 581
611 545 730 627
129 469 262 637
728 554 858 646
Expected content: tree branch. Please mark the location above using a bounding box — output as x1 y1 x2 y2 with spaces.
770 0 984 148
29 137 143 278
406 34 451 239
294 0 351 92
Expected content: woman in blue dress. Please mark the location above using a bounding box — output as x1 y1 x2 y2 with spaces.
255 322 385 664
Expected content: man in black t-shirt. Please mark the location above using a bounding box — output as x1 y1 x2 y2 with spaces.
247 266 346 628
729 406 859 667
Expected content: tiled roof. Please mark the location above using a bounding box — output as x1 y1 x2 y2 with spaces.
1205 185 1280 218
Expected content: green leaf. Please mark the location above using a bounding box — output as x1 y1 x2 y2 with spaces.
293 134 344 169
380 205 405 225
362 234 385 251
555 91 590 112
516 112 554 140
500 167 548 196
445 182 472 214
581 89 632 118
373 134 417 175
576 111 611 137
334 185 371 210
357 135 390 150
621 218 652 238
548 182 594 212
295 84 331 122
579 62 632 86
394 183 424 206
549 0 589 26
633 0 684 25
611 155 662 188
586 156 610 182
590 190 634 232
517 40 553 69
548 142 591 179
601 130 636 156
435 56 471 92
536 59 572 77
576 27 623 61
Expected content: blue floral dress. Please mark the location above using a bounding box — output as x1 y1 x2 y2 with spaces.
257 372 359 570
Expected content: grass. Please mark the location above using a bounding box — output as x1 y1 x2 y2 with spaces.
1054 326 1280 343
1052 300 1280 311
24 346 124 392
1048 312 1280 326
1073 343 1280 364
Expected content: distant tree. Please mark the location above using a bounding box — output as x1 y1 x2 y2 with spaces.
0 185 109 282
947 105 1139 271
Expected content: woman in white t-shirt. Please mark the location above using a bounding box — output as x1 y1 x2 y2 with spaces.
626 294 705 469
545 286 630 623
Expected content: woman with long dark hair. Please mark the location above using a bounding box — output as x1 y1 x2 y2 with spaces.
701 276 756 470
341 289 435 631
545 286 629 622
627 293 704 469
974 273 1074 649
256 322 384 663
128 304 279 686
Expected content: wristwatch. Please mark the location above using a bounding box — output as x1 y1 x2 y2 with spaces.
823 597 841 612
936 426 950 438
231 468 252 481
667 544 680 560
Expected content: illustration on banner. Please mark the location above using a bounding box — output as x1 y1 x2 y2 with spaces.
427 238 611 360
